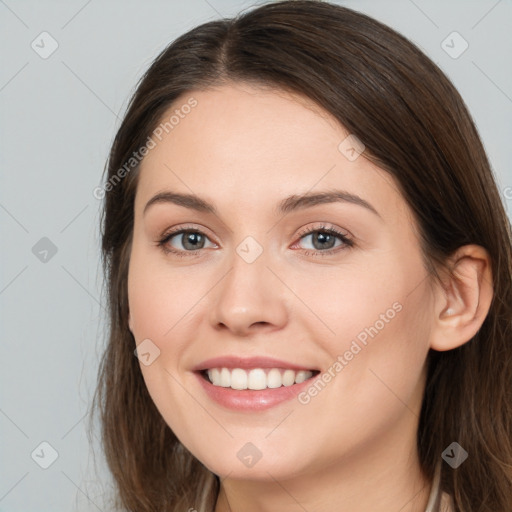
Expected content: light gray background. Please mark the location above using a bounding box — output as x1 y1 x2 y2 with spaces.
1 0 511 510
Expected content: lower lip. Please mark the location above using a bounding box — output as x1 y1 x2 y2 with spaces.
194 371 318 411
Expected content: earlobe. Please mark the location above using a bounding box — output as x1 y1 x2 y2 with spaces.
429 245 493 352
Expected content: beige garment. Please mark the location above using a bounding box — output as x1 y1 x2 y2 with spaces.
424 460 455 512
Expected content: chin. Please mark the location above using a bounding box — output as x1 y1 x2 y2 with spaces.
191 443 310 482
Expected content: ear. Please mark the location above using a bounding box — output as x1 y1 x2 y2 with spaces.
429 245 493 351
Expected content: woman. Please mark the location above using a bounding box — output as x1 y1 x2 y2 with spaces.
92 1 512 510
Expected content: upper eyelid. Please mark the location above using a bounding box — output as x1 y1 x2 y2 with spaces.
160 224 216 243
296 223 350 238
161 223 347 237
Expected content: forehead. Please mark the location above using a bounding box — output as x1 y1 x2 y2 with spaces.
135 82 404 221
143 83 346 172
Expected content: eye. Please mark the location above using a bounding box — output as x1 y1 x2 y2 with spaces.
156 223 353 258
157 226 217 257
293 224 354 257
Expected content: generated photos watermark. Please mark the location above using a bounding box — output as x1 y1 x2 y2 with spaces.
298 301 403 405
93 97 198 200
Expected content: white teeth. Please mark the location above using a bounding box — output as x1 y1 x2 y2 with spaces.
295 370 310 384
208 368 220 385
231 368 248 390
282 369 296 386
267 368 282 389
219 368 231 387
205 367 314 390
248 368 267 390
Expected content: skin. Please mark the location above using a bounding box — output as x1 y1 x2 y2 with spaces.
127 82 493 511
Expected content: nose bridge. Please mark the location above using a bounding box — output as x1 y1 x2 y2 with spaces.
209 236 287 335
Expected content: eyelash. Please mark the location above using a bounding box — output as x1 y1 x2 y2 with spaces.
295 224 354 257
156 223 354 258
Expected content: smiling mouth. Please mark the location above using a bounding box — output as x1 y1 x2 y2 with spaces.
200 367 320 390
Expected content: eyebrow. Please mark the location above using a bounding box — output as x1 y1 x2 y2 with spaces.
143 189 381 218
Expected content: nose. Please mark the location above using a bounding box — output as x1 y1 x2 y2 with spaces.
209 248 288 337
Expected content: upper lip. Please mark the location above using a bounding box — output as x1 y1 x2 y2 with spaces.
192 356 318 372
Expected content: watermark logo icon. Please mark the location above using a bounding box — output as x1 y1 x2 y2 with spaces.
236 236 263 264
134 338 161 366
442 442 468 468
338 134 365 161
31 441 59 469
441 31 468 59
237 442 262 468
31 31 59 59
32 237 58 263
503 186 512 212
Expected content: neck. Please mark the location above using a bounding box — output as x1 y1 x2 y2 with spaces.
214 416 432 512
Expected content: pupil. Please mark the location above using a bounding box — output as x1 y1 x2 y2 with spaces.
314 232 334 250
184 232 203 250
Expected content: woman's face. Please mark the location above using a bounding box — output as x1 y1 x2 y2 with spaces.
127 82 435 481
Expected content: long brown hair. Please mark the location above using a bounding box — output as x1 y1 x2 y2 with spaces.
91 1 512 510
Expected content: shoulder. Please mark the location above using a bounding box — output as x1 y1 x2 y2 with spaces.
439 491 455 512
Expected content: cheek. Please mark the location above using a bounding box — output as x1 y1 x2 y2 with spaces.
127 252 202 435
304 257 432 397
292 263 405 349
127 249 197 346
286 277 431 467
